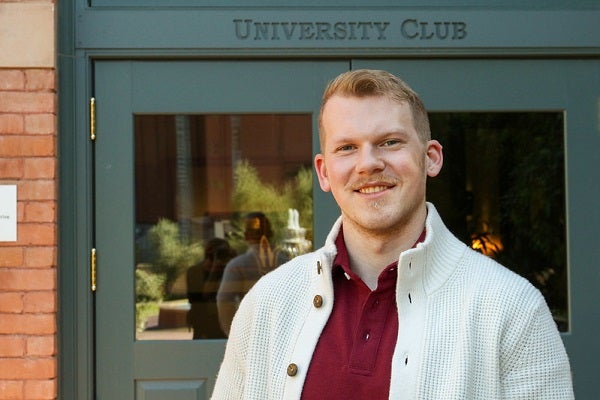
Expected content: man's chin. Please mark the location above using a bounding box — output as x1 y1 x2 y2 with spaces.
345 214 401 235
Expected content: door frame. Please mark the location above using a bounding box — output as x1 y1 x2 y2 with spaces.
58 1 600 398
93 59 348 398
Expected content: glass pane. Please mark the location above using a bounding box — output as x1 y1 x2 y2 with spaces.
428 112 568 331
134 114 314 340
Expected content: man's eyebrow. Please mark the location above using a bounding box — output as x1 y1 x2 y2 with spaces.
328 135 355 145
379 129 410 140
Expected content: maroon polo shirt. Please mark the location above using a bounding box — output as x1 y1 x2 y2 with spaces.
301 228 425 399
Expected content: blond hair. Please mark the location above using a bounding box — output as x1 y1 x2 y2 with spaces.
318 69 431 149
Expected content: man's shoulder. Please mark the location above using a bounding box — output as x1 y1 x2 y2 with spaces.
233 252 319 327
458 247 545 307
258 251 317 287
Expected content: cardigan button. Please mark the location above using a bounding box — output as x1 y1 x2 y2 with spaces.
287 363 298 376
313 295 323 308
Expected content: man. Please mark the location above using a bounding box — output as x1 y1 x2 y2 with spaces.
216 212 281 336
187 238 234 339
212 69 574 399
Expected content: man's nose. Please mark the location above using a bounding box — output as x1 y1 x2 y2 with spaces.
355 146 385 174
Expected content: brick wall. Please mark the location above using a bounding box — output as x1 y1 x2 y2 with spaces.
0 2 57 398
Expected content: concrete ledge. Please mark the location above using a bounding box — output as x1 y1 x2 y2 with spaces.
0 3 55 68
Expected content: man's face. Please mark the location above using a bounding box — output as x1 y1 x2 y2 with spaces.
315 95 443 237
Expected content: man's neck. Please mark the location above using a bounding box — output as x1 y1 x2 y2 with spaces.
341 215 427 290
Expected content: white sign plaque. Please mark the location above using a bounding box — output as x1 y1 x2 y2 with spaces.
0 185 17 242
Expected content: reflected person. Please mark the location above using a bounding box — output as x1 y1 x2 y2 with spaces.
186 238 235 339
216 212 284 336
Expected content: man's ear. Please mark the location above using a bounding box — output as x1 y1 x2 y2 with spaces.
426 140 444 177
314 154 331 192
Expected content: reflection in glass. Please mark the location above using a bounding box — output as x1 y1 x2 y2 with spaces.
134 111 569 340
134 114 314 340
428 112 568 331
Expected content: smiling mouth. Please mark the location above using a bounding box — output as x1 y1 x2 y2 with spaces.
357 185 391 194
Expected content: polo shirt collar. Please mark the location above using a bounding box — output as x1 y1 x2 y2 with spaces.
332 225 426 280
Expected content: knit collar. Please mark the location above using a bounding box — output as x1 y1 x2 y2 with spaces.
319 202 467 295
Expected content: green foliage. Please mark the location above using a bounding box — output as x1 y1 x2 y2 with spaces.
135 268 165 302
135 301 159 333
147 219 204 297
233 160 283 215
231 160 313 247
290 166 314 240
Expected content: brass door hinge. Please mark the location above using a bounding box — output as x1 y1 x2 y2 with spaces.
91 248 97 292
90 97 96 141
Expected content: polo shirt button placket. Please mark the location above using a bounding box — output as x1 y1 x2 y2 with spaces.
407 259 414 306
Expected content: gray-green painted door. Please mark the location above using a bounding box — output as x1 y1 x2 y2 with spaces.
93 59 599 398
93 60 347 399
354 59 600 398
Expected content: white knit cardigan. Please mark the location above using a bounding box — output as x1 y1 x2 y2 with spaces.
212 203 574 399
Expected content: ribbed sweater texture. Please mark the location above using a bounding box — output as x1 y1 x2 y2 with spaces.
212 203 574 399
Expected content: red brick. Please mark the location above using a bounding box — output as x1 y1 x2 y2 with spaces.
19 180 56 201
0 314 55 335
23 247 55 269
0 336 25 357
0 358 55 380
23 201 55 223
23 158 55 179
0 158 24 179
0 136 55 157
16 201 25 223
0 269 55 291
26 335 55 357
24 378 56 399
0 380 23 399
0 92 55 114
0 71 25 91
0 248 24 268
24 114 55 135
0 114 24 134
17 224 56 246
0 67 57 399
0 293 24 313
25 70 55 91
23 291 55 313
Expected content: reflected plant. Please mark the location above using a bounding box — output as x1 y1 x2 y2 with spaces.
135 268 165 302
290 166 314 241
147 218 204 297
497 114 567 318
134 268 165 332
231 160 313 250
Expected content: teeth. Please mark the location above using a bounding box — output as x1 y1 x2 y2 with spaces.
358 186 387 194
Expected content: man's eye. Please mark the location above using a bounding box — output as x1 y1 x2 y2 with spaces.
336 145 355 152
381 140 400 147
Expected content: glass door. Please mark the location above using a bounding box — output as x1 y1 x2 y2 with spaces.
353 59 600 398
93 58 599 398
93 60 347 399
